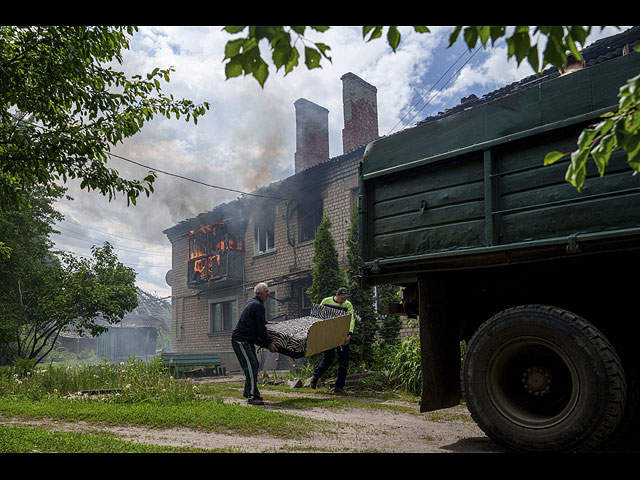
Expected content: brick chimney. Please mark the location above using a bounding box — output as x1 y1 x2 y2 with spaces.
341 72 379 154
294 98 330 174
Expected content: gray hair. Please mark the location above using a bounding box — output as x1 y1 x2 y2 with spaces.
254 282 269 295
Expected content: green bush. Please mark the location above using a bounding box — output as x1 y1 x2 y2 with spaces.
386 335 422 396
384 336 468 397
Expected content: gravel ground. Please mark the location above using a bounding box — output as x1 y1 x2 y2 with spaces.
1 374 507 453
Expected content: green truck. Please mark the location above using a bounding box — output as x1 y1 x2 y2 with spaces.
357 51 640 452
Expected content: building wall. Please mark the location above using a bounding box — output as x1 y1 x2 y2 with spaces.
166 154 360 371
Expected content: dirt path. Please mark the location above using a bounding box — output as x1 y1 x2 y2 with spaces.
1 375 506 453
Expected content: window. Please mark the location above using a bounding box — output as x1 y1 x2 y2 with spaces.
254 207 275 255
299 284 312 317
299 196 322 242
264 292 276 321
210 299 238 332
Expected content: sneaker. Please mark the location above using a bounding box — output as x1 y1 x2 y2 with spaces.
248 396 264 405
332 386 345 394
310 376 319 389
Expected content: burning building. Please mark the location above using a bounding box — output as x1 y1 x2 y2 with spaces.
162 72 379 372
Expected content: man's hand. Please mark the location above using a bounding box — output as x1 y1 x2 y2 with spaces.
268 343 278 353
343 334 351 346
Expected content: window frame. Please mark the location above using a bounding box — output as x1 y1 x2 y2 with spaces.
209 297 238 333
253 205 276 255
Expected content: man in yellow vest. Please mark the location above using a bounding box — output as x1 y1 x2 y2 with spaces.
310 287 355 393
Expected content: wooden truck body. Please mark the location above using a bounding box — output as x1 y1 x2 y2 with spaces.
358 52 640 452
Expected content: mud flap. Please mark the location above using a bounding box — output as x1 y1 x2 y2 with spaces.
418 275 461 412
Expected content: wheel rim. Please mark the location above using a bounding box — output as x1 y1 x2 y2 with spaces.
486 336 580 429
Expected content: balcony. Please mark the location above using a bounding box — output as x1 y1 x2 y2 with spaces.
188 249 244 290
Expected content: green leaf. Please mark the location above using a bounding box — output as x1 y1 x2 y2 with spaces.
224 38 246 59
463 26 479 49
387 26 401 52
543 35 567 69
304 47 322 70
252 58 269 87
224 26 246 34
448 26 463 46
543 151 567 165
363 26 383 42
224 57 243 79
566 149 590 191
625 131 640 164
591 133 616 176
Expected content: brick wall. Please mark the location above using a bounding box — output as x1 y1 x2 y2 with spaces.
294 98 329 173
341 72 379 154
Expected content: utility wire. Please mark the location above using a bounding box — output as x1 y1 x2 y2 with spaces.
60 218 169 246
107 152 285 200
11 116 285 201
387 46 473 135
53 226 171 256
389 46 483 135
54 248 170 269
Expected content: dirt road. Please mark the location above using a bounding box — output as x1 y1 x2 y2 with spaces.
1 374 506 453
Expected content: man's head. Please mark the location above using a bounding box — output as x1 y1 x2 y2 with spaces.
255 282 270 303
334 287 349 304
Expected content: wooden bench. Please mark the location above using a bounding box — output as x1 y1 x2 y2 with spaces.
161 352 225 377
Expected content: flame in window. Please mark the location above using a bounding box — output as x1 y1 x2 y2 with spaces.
188 221 243 284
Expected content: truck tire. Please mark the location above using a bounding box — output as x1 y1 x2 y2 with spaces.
461 305 626 453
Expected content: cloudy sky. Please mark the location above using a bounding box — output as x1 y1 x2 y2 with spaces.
48 26 627 300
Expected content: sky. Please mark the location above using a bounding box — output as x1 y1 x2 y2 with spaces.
48 26 628 300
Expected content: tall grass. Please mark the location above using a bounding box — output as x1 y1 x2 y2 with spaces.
386 335 423 395
385 336 467 396
0 356 199 404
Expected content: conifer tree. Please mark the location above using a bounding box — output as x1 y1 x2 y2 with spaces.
306 214 345 304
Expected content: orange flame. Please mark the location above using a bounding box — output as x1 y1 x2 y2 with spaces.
188 221 243 283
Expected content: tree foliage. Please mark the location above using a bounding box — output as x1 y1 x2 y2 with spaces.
0 187 138 365
306 214 344 304
345 202 402 364
222 25 640 191
544 72 640 190
345 202 377 364
0 26 210 214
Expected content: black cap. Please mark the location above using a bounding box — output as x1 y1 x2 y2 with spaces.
337 287 349 297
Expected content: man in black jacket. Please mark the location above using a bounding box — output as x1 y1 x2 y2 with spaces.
231 282 277 405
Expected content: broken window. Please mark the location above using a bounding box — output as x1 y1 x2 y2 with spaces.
188 221 244 285
298 196 322 243
253 206 275 255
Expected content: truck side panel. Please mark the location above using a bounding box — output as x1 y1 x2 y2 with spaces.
360 53 640 282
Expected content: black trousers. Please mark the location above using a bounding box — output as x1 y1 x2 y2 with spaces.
313 344 350 389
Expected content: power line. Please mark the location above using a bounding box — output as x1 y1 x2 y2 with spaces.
61 218 169 246
390 46 483 134
54 249 170 269
106 151 285 200
53 226 171 256
10 116 285 201
387 46 474 135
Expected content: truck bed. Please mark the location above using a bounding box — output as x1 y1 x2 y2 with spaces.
359 53 640 286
